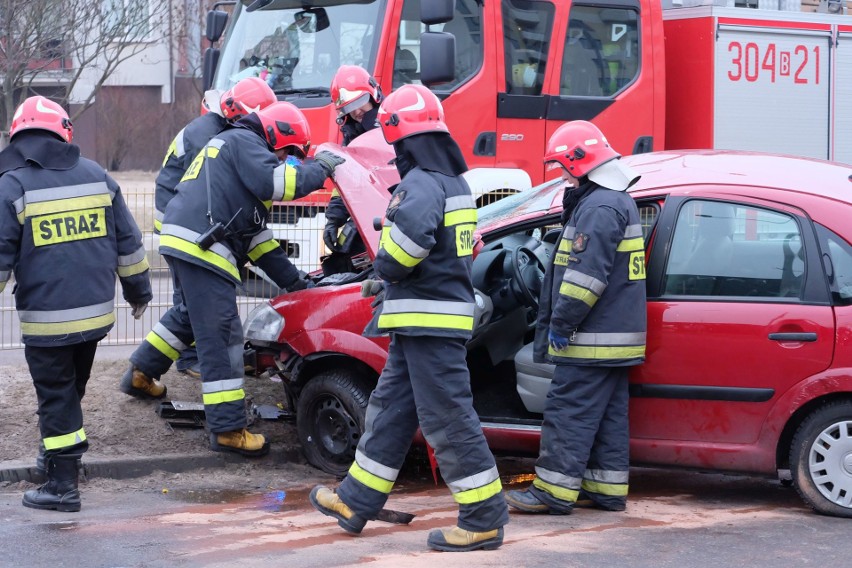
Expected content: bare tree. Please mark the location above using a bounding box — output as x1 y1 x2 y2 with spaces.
0 0 172 131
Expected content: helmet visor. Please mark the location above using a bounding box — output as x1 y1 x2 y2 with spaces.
339 93 370 117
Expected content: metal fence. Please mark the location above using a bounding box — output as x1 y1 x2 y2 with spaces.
0 179 330 350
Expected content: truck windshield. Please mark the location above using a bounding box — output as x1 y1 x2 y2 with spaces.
213 0 384 95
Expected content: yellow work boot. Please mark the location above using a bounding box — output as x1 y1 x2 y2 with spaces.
309 485 367 534
119 365 167 400
209 428 269 457
427 525 504 552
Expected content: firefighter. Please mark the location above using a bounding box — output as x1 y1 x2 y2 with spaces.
505 120 647 514
309 85 509 552
145 77 276 380
0 96 152 511
140 101 344 456
321 65 382 275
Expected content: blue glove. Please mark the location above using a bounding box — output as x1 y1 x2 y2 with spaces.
548 330 569 351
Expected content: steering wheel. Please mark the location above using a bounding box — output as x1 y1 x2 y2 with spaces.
507 245 547 309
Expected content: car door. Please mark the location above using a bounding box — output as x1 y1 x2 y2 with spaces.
630 194 834 460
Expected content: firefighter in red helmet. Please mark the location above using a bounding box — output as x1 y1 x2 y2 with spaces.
0 96 152 511
149 101 344 456
322 65 384 275
309 85 509 552
121 76 277 396
506 120 646 514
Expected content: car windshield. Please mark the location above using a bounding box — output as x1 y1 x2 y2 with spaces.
213 0 384 94
477 178 564 232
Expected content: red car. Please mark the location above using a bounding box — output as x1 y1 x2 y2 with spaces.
244 132 852 518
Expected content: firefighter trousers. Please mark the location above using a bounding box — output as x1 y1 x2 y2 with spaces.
168 257 247 434
337 334 509 532
24 339 99 459
129 256 195 379
531 365 630 512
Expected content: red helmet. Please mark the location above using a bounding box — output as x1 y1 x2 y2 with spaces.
10 96 73 142
331 65 382 118
545 121 639 191
256 101 311 156
220 77 276 120
377 84 448 144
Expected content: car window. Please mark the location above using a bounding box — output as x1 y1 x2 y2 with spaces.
637 202 658 242
664 200 805 298
815 224 852 306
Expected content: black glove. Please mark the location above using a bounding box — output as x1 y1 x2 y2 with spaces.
315 150 346 177
323 221 342 252
285 276 315 293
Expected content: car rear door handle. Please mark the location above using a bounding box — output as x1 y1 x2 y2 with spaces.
768 332 817 342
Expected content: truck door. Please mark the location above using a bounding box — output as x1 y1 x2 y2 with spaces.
392 0 496 175
495 0 558 185
545 0 658 166
836 25 852 164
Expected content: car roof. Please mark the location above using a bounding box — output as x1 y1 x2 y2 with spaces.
625 150 852 201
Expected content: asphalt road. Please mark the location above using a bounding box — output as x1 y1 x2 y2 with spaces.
1 460 850 568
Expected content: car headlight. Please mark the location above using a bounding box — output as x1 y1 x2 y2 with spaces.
243 302 285 342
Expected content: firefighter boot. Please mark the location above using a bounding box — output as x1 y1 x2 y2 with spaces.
35 442 46 479
22 456 81 512
505 488 570 515
119 364 167 400
35 445 82 482
209 428 269 457
426 526 504 552
308 485 367 534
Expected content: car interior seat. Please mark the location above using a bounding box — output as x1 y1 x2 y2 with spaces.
514 342 553 414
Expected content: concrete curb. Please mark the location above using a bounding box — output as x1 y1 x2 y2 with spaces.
0 447 306 484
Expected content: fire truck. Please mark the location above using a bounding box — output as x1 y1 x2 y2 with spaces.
202 0 851 272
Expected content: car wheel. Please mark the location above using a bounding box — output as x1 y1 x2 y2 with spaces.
296 370 370 477
790 401 852 518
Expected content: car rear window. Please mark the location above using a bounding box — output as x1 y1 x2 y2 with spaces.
816 224 852 305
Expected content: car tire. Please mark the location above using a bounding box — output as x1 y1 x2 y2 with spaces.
790 400 852 518
296 370 370 477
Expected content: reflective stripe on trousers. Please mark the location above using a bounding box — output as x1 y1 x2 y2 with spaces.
168 257 247 433
337 334 508 532
533 365 630 512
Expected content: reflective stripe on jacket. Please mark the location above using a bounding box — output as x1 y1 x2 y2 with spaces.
534 183 647 366
158 125 328 289
373 167 477 338
154 112 228 233
0 149 151 347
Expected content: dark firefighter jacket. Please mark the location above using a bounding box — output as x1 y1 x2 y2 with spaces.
154 112 228 233
533 182 647 366
327 105 381 250
371 167 478 339
158 124 327 288
0 132 152 347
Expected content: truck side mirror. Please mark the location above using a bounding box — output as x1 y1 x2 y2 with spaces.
202 47 220 91
420 32 455 87
206 10 229 43
421 0 455 25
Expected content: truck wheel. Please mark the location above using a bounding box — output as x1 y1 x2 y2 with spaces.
297 370 370 477
790 401 852 518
